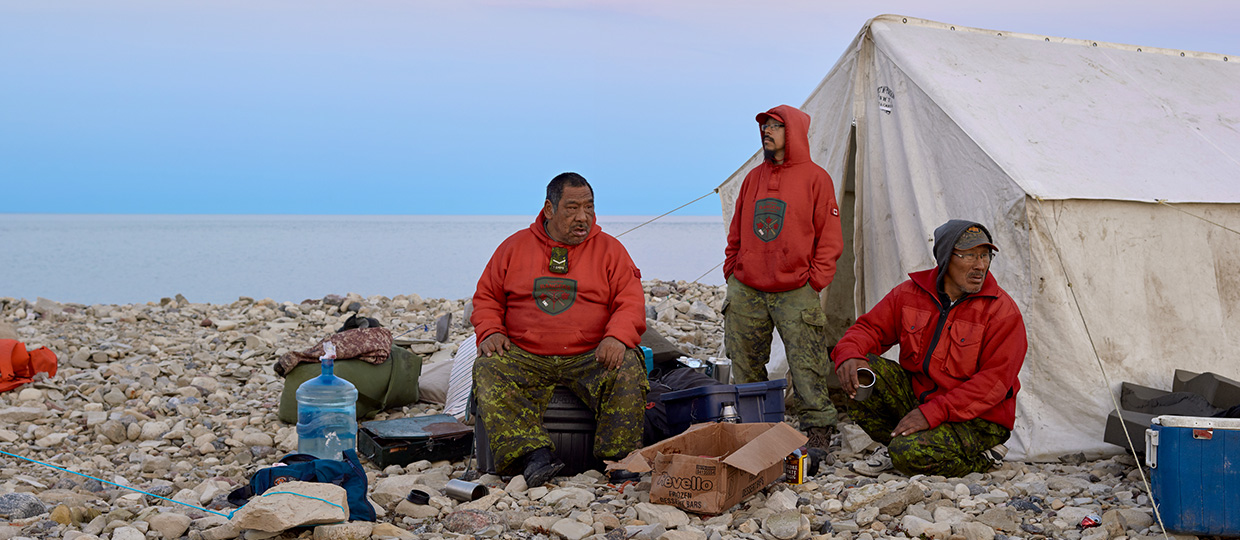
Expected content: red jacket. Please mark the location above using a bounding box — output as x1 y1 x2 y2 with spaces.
832 269 1026 429
725 105 843 292
471 214 646 356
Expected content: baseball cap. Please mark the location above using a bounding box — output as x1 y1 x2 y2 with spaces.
955 225 998 252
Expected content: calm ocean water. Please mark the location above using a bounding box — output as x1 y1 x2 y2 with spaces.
0 214 728 305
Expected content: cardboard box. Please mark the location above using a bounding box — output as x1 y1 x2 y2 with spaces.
611 422 807 514
1146 415 1240 536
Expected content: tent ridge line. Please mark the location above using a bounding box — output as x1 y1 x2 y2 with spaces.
875 14 1236 61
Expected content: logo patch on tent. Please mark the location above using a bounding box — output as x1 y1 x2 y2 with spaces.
753 198 786 242
877 85 895 114
534 277 577 315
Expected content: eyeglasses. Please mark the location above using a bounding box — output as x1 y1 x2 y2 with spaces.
760 122 784 132
952 251 994 263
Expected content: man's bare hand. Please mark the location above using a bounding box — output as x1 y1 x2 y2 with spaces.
837 357 871 398
892 408 930 438
480 333 511 358
595 336 626 370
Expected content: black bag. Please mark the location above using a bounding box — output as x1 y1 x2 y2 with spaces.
643 367 720 446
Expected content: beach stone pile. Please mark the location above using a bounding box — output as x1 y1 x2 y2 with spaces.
0 281 1193 540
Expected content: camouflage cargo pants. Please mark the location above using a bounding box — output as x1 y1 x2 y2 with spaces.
848 354 1009 477
723 276 838 428
473 344 648 474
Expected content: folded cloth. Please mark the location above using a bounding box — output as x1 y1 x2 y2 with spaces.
0 339 58 393
443 333 478 421
274 327 393 376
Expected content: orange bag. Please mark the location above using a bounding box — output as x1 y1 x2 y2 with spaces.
0 339 58 393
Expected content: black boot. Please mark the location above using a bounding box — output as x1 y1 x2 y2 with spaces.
522 448 565 487
608 469 641 484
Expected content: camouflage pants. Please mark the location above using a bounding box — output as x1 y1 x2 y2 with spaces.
473 344 648 474
848 355 1009 477
723 276 838 428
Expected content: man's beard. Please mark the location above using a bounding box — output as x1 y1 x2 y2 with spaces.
763 149 775 162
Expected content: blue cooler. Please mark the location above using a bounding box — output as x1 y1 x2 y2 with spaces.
1145 415 1240 536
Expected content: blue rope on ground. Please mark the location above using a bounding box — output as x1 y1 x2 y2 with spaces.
0 448 350 522
0 448 235 519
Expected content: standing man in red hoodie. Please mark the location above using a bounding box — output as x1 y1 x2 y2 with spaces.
724 105 844 451
832 220 1026 477
472 172 648 487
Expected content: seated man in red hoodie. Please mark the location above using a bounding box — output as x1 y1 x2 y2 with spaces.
471 172 648 486
831 220 1026 477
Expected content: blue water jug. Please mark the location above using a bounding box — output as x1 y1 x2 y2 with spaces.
296 342 358 460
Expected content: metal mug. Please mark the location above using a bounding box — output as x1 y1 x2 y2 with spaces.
707 357 732 384
444 479 488 501
853 367 877 402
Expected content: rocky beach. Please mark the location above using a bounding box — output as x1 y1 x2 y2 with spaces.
0 280 1194 540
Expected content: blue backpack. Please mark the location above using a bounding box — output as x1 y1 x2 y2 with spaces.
227 449 375 522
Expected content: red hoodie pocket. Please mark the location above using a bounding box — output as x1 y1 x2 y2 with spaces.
898 307 932 366
942 321 984 378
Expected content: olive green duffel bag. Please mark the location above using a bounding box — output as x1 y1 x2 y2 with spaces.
278 345 423 424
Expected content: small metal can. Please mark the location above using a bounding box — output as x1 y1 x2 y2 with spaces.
1079 514 1102 529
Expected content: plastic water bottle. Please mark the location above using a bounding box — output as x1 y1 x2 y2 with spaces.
296 342 357 460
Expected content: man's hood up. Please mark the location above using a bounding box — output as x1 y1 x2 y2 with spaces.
757 104 812 167
932 219 995 290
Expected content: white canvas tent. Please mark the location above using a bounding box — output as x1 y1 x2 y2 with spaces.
718 15 1240 460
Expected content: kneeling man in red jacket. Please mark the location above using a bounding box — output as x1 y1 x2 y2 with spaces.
831 220 1026 477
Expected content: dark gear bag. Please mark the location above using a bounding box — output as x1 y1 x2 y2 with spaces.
227 449 376 522
642 366 721 446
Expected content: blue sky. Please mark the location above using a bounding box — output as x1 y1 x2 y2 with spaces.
3 1 1237 216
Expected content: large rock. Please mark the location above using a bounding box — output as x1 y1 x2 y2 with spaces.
0 407 47 423
148 512 192 538
762 511 803 540
442 510 503 534
902 515 933 537
876 485 924 516
370 523 416 540
842 483 887 512
231 481 348 532
955 521 996 540
0 492 46 520
551 518 594 540
660 529 708 540
543 487 595 510
110 527 145 540
765 490 799 512
313 522 375 540
975 507 1020 532
635 503 690 529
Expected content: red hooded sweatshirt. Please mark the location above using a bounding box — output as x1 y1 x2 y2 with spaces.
724 105 843 292
471 213 646 356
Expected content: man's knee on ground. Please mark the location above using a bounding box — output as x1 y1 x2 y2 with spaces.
888 434 951 475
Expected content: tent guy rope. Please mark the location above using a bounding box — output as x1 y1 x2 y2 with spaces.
1032 196 1171 539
